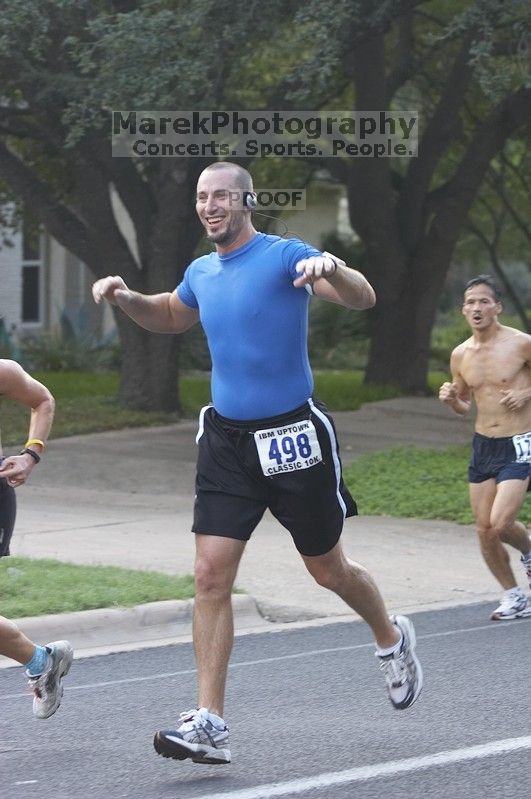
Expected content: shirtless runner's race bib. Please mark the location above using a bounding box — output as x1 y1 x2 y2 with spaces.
512 432 531 463
254 419 323 477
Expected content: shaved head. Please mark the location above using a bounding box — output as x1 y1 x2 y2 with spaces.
199 162 253 193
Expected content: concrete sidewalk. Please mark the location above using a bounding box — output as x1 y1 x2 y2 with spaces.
3 397 526 665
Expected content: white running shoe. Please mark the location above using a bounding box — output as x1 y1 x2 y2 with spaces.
376 615 423 710
27 640 74 719
154 708 231 764
491 588 531 620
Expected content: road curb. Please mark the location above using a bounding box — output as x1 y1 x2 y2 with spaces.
0 594 270 668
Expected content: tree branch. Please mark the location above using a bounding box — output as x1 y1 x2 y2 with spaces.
66 156 144 282
345 31 398 244
0 140 100 270
486 161 531 247
423 87 531 262
397 38 473 251
76 132 158 265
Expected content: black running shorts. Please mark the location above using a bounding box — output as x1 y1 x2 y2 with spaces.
0 472 16 557
468 431 531 489
192 399 357 556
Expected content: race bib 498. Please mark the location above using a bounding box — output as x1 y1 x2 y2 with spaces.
254 419 323 477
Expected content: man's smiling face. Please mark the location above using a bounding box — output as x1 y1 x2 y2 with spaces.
195 168 248 248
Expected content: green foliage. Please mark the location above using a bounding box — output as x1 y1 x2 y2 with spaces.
179 374 212 417
15 302 121 372
0 557 195 618
32 370 118 398
0 319 16 359
20 334 119 372
307 232 370 368
344 445 531 525
435 0 531 100
308 305 369 369
61 0 295 141
313 371 403 410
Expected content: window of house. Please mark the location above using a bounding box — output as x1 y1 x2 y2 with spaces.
22 265 40 322
21 211 43 324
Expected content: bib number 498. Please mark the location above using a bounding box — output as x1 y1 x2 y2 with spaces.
254 420 323 476
268 433 313 464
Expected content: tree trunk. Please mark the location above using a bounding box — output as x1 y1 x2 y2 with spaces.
109 163 204 412
364 290 433 393
363 246 451 393
115 315 184 411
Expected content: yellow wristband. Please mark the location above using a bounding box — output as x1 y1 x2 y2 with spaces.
24 438 45 451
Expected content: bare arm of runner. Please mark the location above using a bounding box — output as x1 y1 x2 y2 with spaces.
92 275 199 334
439 348 472 416
293 252 376 310
0 360 55 486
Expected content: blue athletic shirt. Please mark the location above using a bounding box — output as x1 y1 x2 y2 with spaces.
176 232 321 420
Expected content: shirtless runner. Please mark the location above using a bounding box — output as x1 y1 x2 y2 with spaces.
439 275 531 620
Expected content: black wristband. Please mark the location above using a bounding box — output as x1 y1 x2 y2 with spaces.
20 447 41 464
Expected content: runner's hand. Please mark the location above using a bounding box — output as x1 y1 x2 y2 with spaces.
439 382 458 404
500 389 528 412
293 252 342 288
92 276 131 306
0 454 36 487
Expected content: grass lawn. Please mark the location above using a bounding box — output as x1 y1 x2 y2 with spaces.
0 557 196 618
344 445 531 525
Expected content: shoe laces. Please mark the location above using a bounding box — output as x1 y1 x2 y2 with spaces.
497 590 525 612
178 708 206 733
378 650 408 687
28 678 42 698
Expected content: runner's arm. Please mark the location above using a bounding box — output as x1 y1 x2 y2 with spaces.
439 349 472 416
92 276 199 333
0 360 54 484
293 252 376 310
500 334 531 411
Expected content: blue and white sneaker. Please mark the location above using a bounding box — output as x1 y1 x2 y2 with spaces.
154 708 231 764
376 615 423 710
27 640 73 719
491 588 531 621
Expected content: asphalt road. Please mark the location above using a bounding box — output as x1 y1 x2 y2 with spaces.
1 603 530 799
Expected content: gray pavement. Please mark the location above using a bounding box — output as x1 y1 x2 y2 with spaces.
3 604 531 799
2 397 528 666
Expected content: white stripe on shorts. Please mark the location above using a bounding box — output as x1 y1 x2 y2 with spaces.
196 404 211 444
308 397 347 518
